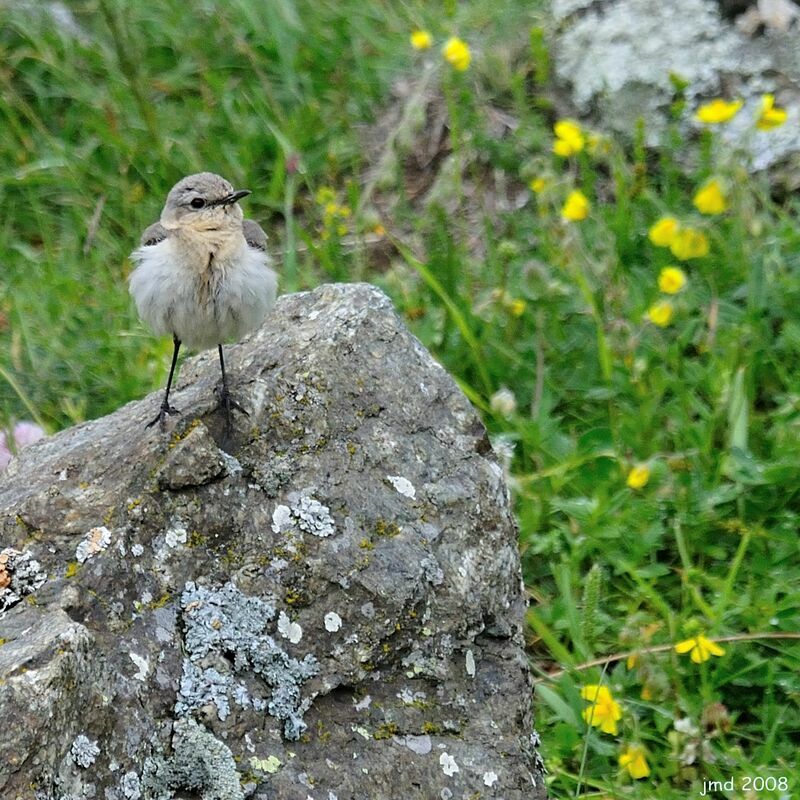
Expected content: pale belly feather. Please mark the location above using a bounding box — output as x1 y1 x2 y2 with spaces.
129 235 277 351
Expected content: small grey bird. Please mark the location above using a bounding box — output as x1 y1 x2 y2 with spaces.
129 172 277 431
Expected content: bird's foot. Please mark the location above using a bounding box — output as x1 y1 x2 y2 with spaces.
215 385 249 434
145 403 181 431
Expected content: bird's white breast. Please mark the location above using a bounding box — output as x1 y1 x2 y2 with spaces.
129 234 277 351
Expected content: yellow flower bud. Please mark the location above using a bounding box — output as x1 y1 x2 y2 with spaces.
561 189 590 221
410 30 433 50
756 94 788 131
648 216 679 247
552 120 585 157
442 36 471 71
529 177 548 194
658 267 687 294
626 464 651 489
693 179 727 215
646 301 674 327
669 228 709 261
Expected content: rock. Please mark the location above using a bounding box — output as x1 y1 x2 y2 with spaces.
551 0 800 177
0 284 545 799
155 423 228 490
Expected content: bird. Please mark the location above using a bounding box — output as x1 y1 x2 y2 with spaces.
129 172 277 432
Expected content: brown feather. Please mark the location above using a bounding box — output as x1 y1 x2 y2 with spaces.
243 219 268 251
141 222 168 247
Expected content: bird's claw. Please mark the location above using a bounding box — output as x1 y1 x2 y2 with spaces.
215 385 249 434
145 403 181 431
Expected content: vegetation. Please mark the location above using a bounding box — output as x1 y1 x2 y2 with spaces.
1 0 798 795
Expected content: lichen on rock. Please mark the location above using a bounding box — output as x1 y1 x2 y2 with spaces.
272 490 336 538
141 717 243 800
0 547 47 612
70 734 100 768
177 580 318 739
75 525 111 563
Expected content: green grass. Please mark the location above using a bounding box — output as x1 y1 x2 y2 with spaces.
2 1 799 796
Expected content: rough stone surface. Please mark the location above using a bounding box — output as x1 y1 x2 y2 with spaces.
552 0 800 176
0 284 545 800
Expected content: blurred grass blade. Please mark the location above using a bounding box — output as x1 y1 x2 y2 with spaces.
392 237 492 396
536 684 579 728
527 607 575 667
728 366 748 452
0 364 48 430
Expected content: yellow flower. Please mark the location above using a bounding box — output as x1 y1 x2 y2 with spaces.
315 186 336 204
508 298 526 317
640 684 653 701
442 36 471 71
658 266 687 294
619 745 651 779
552 119 585 157
410 30 433 50
561 189 590 221
626 464 651 489
695 98 743 124
581 685 622 735
553 138 575 157
675 634 725 663
669 228 709 260
646 301 674 327
648 216 679 247
693 179 727 215
756 94 788 131
529 177 548 194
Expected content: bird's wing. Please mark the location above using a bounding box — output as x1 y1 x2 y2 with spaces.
243 219 268 251
140 222 169 247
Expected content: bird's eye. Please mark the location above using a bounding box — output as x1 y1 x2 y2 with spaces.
190 197 205 209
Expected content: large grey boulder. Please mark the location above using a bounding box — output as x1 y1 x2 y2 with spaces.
0 284 545 800
552 0 800 175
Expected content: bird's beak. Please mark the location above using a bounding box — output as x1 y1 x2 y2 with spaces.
219 189 251 206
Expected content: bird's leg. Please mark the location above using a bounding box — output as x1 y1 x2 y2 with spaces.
215 344 249 433
146 335 182 430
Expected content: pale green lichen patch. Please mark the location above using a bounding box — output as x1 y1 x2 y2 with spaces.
272 491 336 538
141 717 243 800
176 581 319 740
250 754 282 774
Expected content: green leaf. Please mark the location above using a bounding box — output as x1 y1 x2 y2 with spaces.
536 684 579 728
728 366 748 453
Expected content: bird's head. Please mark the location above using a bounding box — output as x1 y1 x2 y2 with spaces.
160 172 250 232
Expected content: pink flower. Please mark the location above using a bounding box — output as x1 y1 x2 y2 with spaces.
0 421 45 470
13 421 45 448
0 435 10 470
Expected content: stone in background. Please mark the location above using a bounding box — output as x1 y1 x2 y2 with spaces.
551 0 800 177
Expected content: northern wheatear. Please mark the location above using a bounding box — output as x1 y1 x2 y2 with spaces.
129 172 277 431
